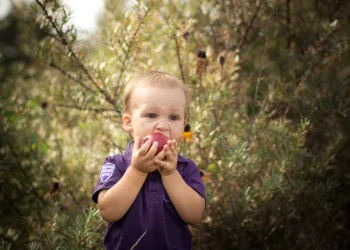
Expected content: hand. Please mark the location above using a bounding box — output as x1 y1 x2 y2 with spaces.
155 140 178 176
131 136 165 175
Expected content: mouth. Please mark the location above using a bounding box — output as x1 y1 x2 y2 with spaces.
152 132 169 140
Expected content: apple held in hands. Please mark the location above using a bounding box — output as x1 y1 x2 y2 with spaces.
140 133 169 155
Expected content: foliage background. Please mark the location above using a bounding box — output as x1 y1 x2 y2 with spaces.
1 0 350 249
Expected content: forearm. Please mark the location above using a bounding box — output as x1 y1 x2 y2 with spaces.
98 166 147 222
162 170 205 224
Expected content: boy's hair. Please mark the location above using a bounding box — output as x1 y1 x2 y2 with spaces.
123 71 190 120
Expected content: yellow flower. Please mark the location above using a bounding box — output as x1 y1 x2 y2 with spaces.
182 131 193 142
182 124 193 142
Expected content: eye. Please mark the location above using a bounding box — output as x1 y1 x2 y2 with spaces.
146 113 157 118
170 115 179 121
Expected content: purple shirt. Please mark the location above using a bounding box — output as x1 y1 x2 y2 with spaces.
92 142 206 250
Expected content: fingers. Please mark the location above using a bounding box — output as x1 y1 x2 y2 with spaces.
168 140 177 155
155 150 165 161
138 139 152 156
147 141 159 158
155 158 166 167
164 140 177 160
135 137 178 165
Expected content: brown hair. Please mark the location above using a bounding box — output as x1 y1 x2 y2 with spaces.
123 71 190 120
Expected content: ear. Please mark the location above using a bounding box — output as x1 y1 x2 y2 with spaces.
122 113 133 133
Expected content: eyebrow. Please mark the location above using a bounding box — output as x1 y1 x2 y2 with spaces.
140 105 184 115
170 109 184 114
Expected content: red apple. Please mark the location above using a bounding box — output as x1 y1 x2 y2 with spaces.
140 133 169 155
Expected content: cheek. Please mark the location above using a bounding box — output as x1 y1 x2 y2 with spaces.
174 126 185 140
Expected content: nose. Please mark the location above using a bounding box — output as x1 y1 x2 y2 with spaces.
155 118 169 132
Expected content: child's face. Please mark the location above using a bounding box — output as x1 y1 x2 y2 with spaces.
122 86 186 142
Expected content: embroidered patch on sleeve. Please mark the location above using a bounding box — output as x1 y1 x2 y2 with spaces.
100 163 115 183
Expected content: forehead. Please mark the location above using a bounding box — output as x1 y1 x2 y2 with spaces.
130 86 186 110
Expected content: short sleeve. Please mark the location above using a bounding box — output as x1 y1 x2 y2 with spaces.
182 160 206 201
91 155 124 203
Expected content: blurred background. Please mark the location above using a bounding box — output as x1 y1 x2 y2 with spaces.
1 0 350 249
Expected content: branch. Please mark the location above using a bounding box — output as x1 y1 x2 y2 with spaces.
329 0 346 22
0 232 15 244
283 27 340 117
237 0 263 49
37 26 63 44
116 37 129 56
102 114 122 123
247 37 269 144
34 0 116 108
173 32 186 83
286 0 291 49
54 103 120 114
49 62 95 93
314 27 339 52
39 161 81 207
6 140 46 206
290 169 347 232
160 12 186 83
284 173 323 248
254 37 269 103
224 0 263 60
0 186 22 218
109 138 127 152
4 137 46 224
113 6 152 99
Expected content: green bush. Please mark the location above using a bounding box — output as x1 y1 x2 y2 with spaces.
1 0 349 249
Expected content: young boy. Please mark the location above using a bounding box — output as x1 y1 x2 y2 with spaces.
92 71 206 250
